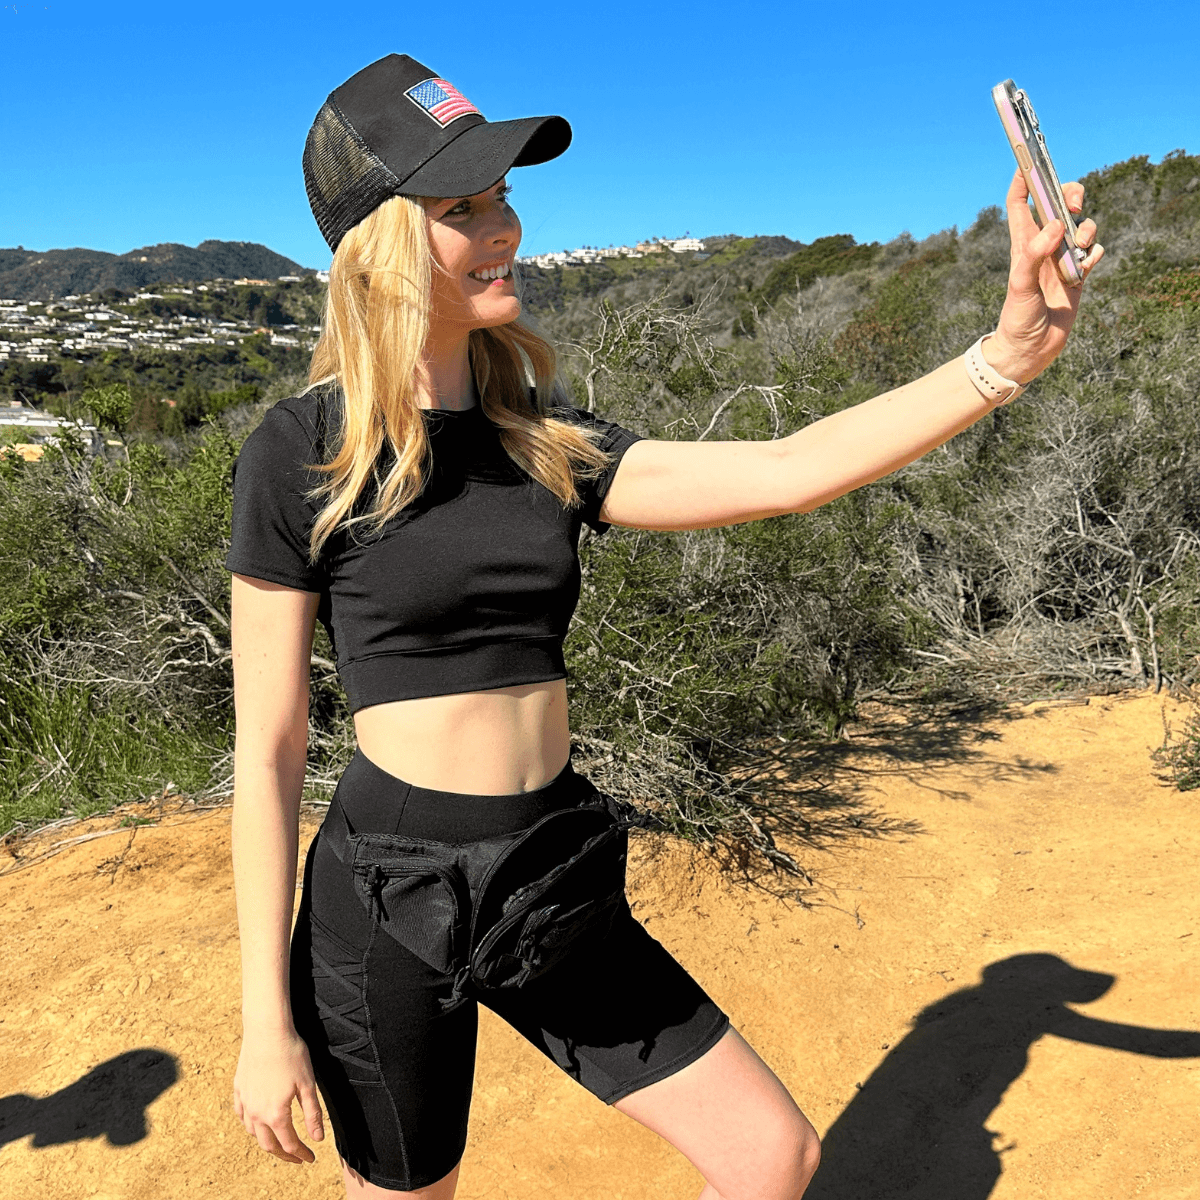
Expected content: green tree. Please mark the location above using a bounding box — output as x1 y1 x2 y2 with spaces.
82 382 133 433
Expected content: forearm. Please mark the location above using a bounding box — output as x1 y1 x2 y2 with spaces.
781 354 997 512
778 170 1104 514
232 736 308 1034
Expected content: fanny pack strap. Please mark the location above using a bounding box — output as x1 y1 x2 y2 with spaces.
320 792 357 865
323 783 653 865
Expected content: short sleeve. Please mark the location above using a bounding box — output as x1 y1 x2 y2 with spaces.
556 405 646 535
225 404 330 592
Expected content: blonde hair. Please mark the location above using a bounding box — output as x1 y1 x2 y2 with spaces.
303 194 612 563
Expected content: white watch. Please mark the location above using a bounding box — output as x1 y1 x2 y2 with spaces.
963 333 1026 405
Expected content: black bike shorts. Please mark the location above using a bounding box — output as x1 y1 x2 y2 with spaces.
289 748 731 1193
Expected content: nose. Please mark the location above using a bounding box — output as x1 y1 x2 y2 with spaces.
481 196 521 248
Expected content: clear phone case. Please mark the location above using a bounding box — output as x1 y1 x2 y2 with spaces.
993 79 1086 287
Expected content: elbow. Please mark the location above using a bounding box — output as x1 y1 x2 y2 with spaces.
234 717 309 789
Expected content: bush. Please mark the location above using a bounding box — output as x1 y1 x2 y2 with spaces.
1154 709 1200 791
556 290 932 877
0 412 242 833
4 150 1197 888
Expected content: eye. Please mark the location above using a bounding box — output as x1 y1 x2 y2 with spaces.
440 185 511 219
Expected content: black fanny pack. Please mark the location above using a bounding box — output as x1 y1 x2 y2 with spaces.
322 783 644 1012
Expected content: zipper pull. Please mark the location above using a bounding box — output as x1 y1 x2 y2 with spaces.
439 964 474 1012
361 863 386 919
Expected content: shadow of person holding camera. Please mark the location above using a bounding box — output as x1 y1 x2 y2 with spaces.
805 953 1200 1200
0 1048 178 1150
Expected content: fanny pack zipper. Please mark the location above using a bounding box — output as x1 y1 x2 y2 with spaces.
463 799 615 954
468 820 625 975
355 846 470 959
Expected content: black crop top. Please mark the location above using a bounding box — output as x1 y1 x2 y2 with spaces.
224 386 645 712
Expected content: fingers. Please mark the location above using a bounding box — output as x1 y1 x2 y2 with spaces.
255 1113 316 1164
1080 240 1106 280
1062 181 1098 256
1059 181 1102 278
299 1084 326 1143
234 1091 317 1164
1008 173 1096 251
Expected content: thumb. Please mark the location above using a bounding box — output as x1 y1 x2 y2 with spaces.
1013 218 1064 294
299 1084 325 1142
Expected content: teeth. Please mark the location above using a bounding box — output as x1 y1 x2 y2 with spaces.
471 262 510 281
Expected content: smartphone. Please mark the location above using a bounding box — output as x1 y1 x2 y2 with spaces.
993 79 1087 287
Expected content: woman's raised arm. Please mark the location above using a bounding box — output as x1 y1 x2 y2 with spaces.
229 574 326 1165
599 171 1105 533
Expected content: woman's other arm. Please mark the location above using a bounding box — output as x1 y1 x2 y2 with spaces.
229 573 326 1164
599 173 1105 532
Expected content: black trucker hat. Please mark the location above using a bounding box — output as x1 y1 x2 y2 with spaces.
303 53 572 253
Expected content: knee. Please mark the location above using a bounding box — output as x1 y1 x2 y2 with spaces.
735 1109 820 1200
796 1119 821 1192
783 1112 821 1199
763 1108 821 1200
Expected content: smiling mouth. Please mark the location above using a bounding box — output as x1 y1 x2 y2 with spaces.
468 262 512 282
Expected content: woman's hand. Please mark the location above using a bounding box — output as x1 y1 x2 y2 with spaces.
986 169 1105 384
232 1025 325 1164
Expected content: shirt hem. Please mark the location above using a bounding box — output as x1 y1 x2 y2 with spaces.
341 637 568 711
224 557 325 593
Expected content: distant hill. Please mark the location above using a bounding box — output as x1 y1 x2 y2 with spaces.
517 233 810 330
0 241 316 302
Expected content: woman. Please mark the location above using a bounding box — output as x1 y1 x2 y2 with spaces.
228 53 1102 1200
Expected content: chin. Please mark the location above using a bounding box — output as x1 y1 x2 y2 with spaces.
473 296 522 327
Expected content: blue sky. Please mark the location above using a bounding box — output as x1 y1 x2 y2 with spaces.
4 1 1197 269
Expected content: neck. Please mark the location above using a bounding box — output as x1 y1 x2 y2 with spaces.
423 328 475 411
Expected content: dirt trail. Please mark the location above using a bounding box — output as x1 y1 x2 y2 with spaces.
1 692 1197 1200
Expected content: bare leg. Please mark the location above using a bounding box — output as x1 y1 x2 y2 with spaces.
614 1026 820 1200
341 1156 460 1199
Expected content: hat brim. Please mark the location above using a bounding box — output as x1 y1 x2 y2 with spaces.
398 115 571 199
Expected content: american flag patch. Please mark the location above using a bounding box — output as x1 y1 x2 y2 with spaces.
405 78 482 127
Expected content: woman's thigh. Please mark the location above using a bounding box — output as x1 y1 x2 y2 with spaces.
488 902 818 1197
485 900 732 1105
613 1025 821 1200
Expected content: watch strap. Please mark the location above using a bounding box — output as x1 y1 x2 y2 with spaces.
963 334 1026 405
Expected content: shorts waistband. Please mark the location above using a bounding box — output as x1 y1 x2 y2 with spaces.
331 747 590 843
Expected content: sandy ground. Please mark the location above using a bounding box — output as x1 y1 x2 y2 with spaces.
1 691 1197 1200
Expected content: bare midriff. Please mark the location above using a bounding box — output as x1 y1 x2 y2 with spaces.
351 677 571 795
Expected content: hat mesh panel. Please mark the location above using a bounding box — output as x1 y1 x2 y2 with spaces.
303 102 404 252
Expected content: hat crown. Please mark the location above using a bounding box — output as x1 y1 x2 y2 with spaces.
329 54 486 171
303 53 570 253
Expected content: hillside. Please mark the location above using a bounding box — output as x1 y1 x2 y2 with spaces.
1 148 1197 853
519 150 1200 345
517 233 806 314
0 241 316 303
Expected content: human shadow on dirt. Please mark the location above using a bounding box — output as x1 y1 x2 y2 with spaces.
805 953 1200 1200
0 1049 178 1149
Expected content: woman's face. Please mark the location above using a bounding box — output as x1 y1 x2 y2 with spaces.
424 179 522 337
